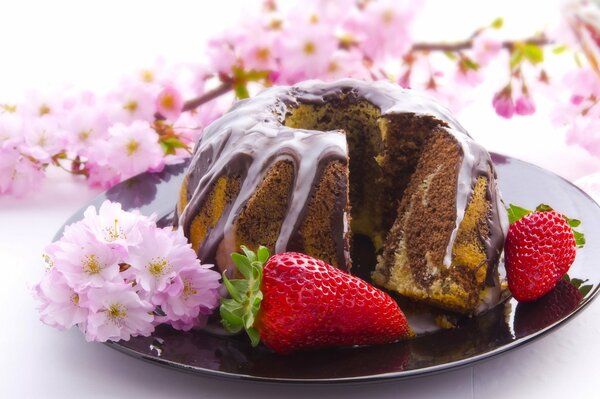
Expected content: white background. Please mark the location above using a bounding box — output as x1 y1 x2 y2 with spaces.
1 0 599 398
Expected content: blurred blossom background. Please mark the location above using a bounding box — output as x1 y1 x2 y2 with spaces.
1 0 600 201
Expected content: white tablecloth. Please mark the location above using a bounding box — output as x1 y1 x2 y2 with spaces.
2 1 599 397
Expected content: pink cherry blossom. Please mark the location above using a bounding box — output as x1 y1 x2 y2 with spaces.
100 121 164 180
492 90 515 119
207 32 241 75
106 82 157 124
155 85 184 121
277 22 338 82
83 282 154 342
454 67 484 87
343 0 420 63
0 143 45 198
472 32 502 66
125 226 185 293
0 113 24 144
153 264 221 322
22 116 67 161
49 227 124 289
86 160 122 189
34 268 88 330
63 106 110 156
515 95 536 115
82 200 149 250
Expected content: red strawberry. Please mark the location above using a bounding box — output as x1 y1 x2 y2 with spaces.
505 205 580 302
220 246 412 354
514 277 585 337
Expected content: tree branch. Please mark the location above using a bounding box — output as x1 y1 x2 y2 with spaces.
411 36 551 53
182 81 233 112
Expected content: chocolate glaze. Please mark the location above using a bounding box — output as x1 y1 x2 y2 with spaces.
178 79 507 304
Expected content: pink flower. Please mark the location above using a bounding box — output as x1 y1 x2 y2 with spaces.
155 85 184 121
472 32 502 66
492 90 515 119
0 113 24 144
34 268 88 330
83 282 154 342
106 82 157 124
86 160 121 189
125 226 187 293
277 22 338 82
22 116 67 161
0 143 45 198
101 121 164 180
153 264 221 330
207 32 241 75
324 49 370 80
343 0 420 63
454 67 483 87
49 226 124 289
63 106 110 156
515 95 536 115
82 200 149 250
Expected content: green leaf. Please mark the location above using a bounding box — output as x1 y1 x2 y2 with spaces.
246 327 261 347
222 272 242 302
231 253 252 279
552 44 568 55
257 246 270 264
159 137 189 155
522 43 544 64
570 278 586 288
491 17 504 29
462 58 480 71
535 204 553 212
234 83 250 99
240 245 257 263
507 204 532 224
565 217 581 228
579 284 593 297
573 230 586 248
218 244 271 347
444 51 457 60
510 48 524 69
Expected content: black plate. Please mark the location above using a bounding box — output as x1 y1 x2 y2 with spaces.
57 154 600 383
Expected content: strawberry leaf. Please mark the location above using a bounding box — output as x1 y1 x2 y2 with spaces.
219 245 270 347
573 230 586 248
579 284 593 297
507 203 532 224
535 204 553 212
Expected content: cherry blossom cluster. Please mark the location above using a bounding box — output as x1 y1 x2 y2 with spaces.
0 63 230 198
3 0 600 198
33 201 222 342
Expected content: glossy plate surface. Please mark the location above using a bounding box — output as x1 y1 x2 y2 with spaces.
58 155 600 383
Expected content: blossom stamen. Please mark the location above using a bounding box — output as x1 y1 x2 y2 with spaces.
82 254 102 274
147 257 171 277
106 303 127 326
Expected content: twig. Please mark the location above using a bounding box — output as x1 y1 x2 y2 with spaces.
411 36 551 53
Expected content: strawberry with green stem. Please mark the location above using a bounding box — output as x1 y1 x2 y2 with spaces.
505 204 586 302
220 246 412 354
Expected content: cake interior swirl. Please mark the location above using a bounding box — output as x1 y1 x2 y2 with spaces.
177 79 508 315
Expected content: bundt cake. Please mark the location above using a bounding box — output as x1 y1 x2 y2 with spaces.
177 79 508 315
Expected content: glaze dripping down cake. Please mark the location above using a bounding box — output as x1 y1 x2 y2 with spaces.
177 79 508 315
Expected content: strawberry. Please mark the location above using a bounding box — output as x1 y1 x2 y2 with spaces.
505 204 584 302
219 246 412 354
514 275 590 337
